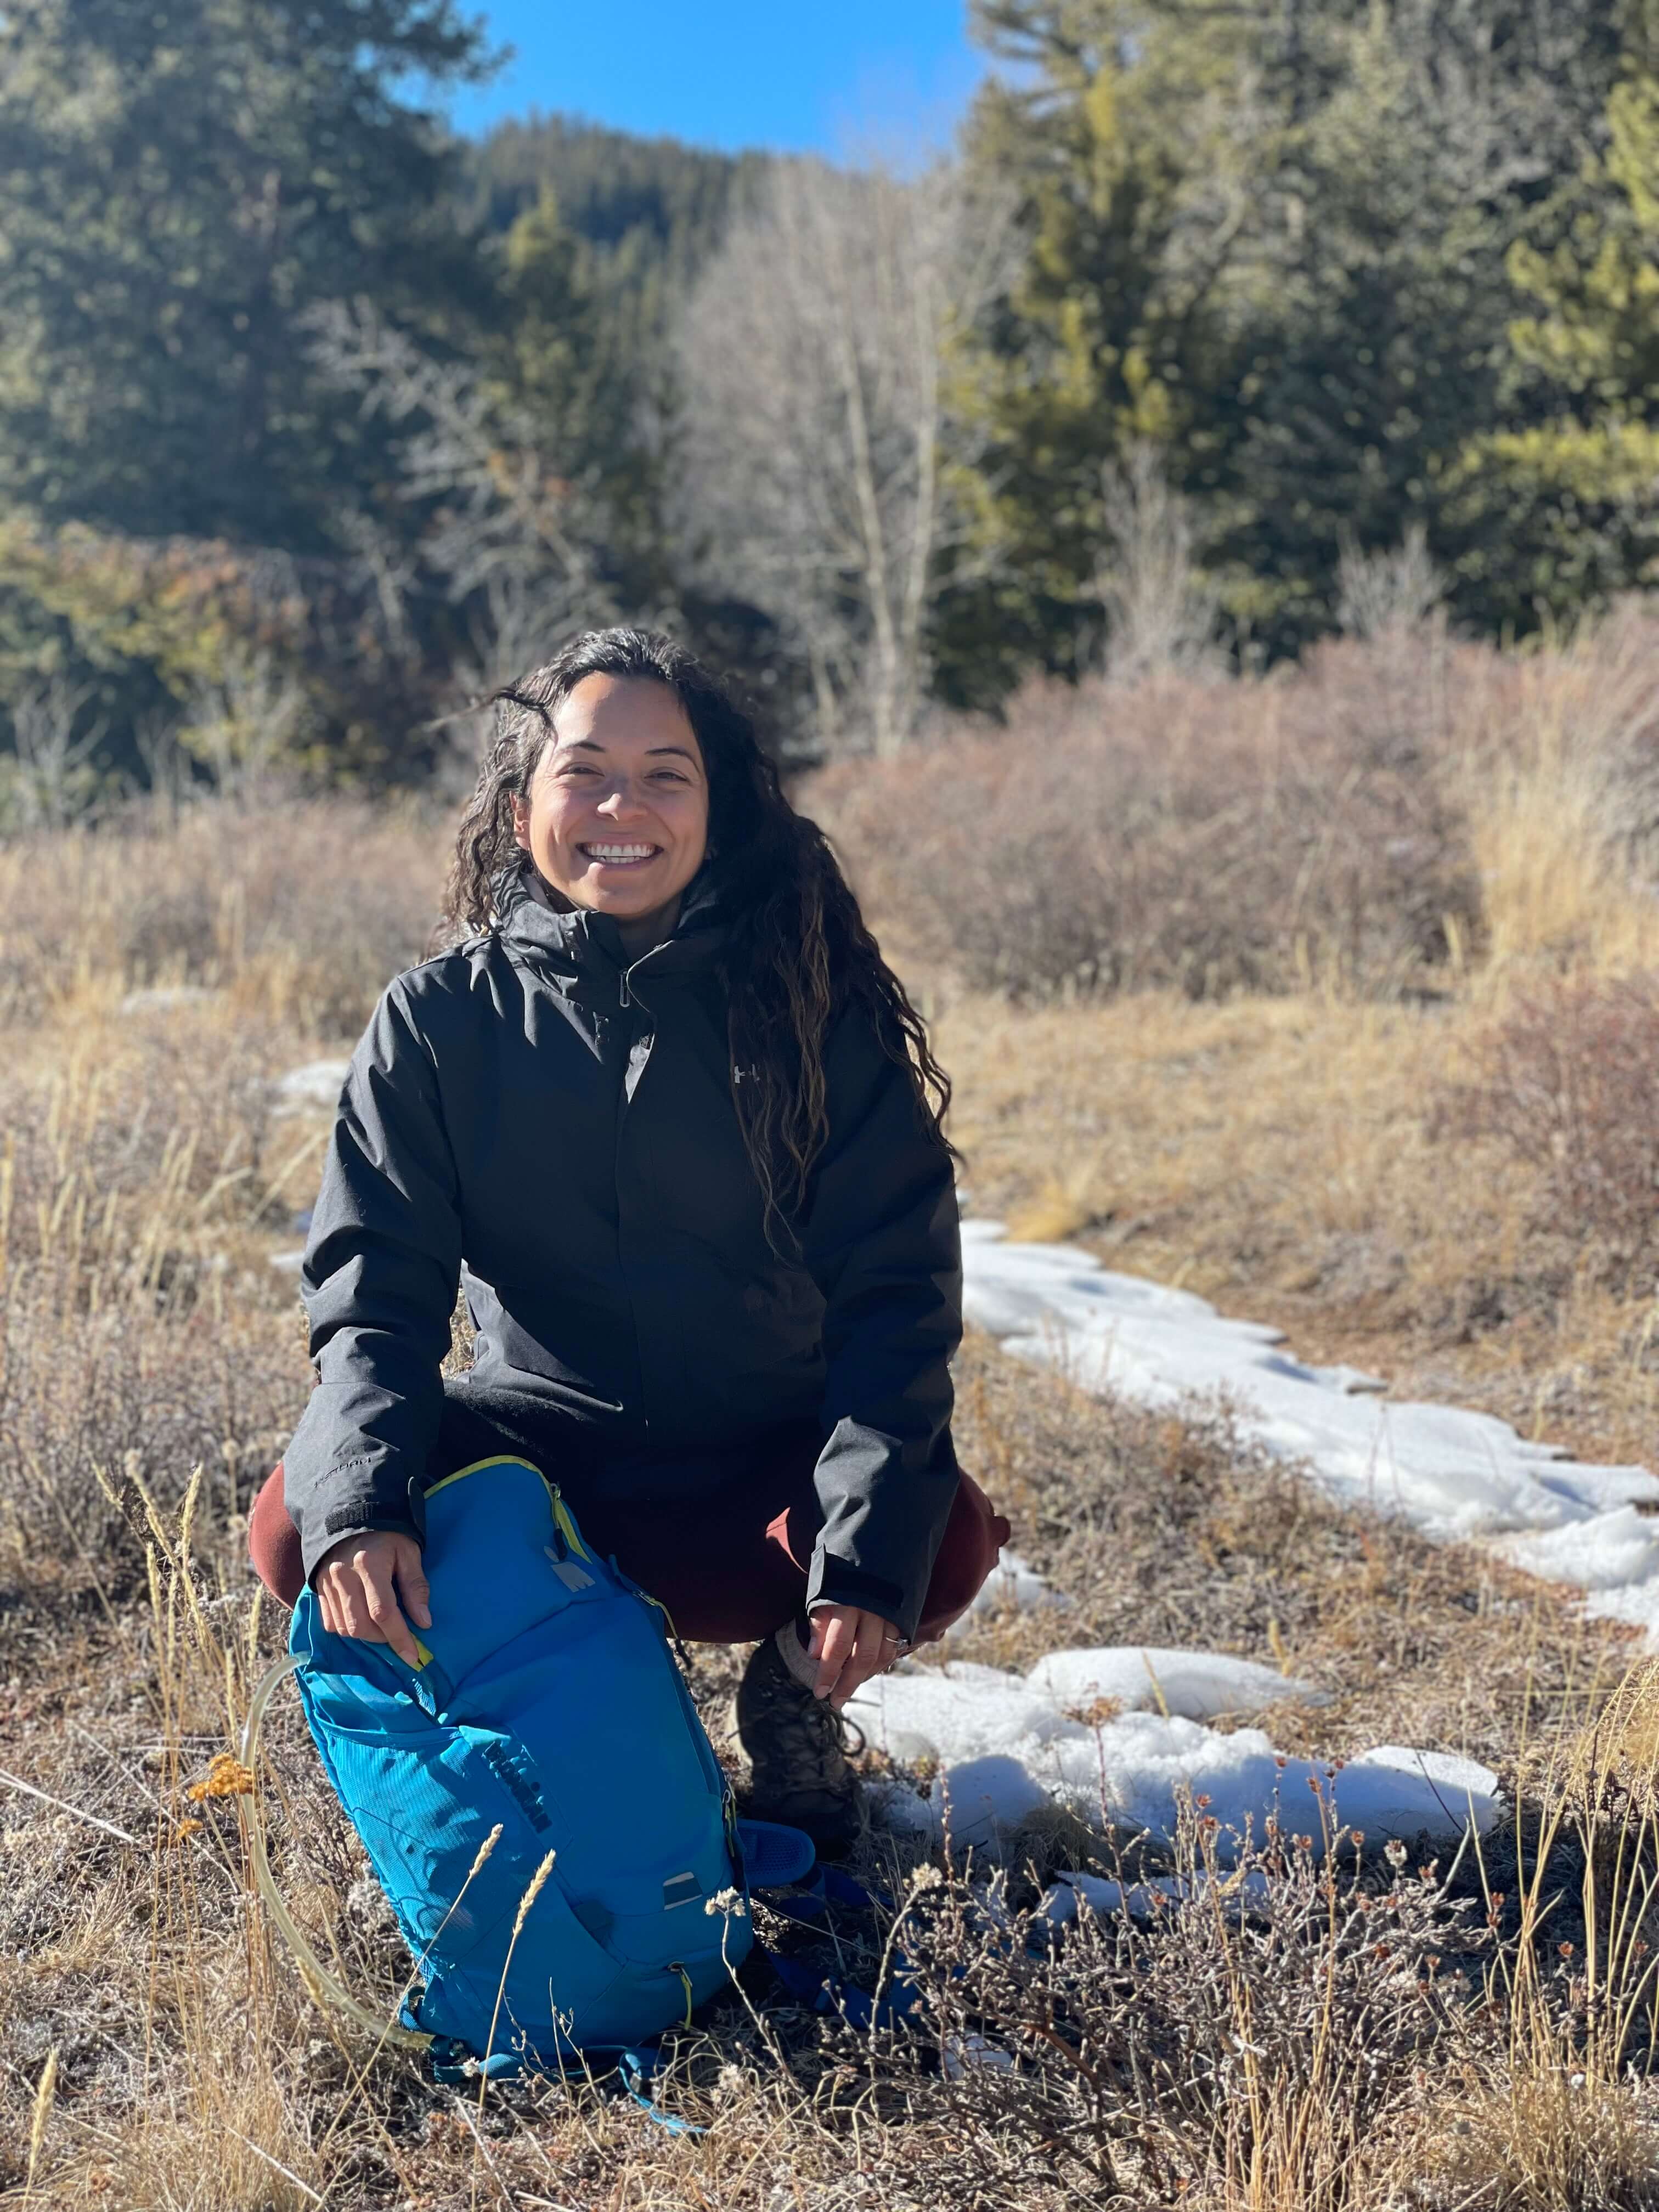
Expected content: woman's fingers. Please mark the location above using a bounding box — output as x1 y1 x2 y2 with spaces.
313 1534 426 1667
360 1554 424 1668
393 1546 432 1632
810 1606 856 1701
809 1604 902 1709
830 1612 892 1710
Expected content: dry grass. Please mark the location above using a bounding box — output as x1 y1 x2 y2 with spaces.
0 794 446 1037
932 985 1659 1475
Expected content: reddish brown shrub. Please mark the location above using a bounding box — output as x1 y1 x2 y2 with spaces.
1443 974 1659 1290
806 639 1481 1001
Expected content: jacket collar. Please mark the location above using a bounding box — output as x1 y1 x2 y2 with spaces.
492 860 725 984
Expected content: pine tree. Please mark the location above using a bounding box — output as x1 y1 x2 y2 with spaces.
949 0 1634 684
1456 69 1659 622
0 0 492 549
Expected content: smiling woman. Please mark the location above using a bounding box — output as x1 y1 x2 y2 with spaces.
506 673 710 957
249 627 1010 1851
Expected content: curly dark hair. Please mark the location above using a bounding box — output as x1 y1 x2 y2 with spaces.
441 627 953 1234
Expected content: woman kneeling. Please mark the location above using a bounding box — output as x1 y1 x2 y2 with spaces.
250 628 1008 1852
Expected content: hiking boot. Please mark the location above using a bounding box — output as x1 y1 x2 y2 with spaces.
733 1633 861 1857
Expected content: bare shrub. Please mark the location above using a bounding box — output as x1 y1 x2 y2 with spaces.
893 1798 1487 2207
809 634 1479 1001
1437 973 1659 1291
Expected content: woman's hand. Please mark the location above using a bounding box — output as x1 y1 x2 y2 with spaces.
807 1603 906 1711
314 1531 432 1669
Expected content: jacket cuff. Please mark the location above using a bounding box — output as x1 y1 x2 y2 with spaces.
808 1418 958 1643
296 1460 428 1583
806 1549 907 1633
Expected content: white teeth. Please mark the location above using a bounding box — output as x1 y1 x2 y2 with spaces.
583 844 656 861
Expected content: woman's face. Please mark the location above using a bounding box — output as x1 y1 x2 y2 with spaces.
510 674 710 935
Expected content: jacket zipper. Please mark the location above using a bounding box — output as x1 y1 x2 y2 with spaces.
617 950 652 1009
615 945 665 1431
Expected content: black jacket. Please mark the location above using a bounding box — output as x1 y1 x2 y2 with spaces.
281 866 963 1639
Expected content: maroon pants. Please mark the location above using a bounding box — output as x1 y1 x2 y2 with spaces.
250 1443 1011 1647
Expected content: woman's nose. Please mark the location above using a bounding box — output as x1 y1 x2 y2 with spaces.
596 782 647 819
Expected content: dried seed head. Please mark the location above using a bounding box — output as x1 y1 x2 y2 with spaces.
185 1752 255 1802
26 2046 57 2190
1384 1839 1408 1867
510 1849 557 1939
465 1824 505 1882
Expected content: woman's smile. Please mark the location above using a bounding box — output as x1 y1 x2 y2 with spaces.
578 840 661 867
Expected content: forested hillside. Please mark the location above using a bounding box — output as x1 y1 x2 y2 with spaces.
3 0 1658 804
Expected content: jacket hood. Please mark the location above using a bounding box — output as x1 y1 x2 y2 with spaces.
492 859 725 981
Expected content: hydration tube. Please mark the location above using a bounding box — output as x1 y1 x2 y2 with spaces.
239 1652 434 2053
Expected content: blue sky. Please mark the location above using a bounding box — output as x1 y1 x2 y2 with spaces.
446 1 990 156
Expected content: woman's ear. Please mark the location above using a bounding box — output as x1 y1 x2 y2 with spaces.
509 791 532 850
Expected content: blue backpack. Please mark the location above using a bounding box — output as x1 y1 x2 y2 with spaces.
284 1454 814 2077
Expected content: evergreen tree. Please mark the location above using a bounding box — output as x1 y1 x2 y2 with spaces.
1456 66 1659 622
936 2 1258 700
0 0 493 549
951 0 1634 681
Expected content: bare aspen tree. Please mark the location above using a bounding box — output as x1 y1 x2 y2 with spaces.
308 299 612 636
1096 445 1226 685
676 160 1008 758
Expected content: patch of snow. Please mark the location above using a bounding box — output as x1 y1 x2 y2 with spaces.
934 1754 1052 1850
960 1218 1659 1594
274 1059 351 1113
1038 1868 1274 1924
941 2032 1016 2079
949 1547 1069 1630
852 1657 1497 1856
855 1218 1628 1859
1496 1506 1659 1594
1341 1747 1500 1839
1028 1646 1327 1720
119 985 222 1015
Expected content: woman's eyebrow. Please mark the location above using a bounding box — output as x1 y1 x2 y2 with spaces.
553 738 699 763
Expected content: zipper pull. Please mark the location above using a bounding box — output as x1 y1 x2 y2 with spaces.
618 970 632 1009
